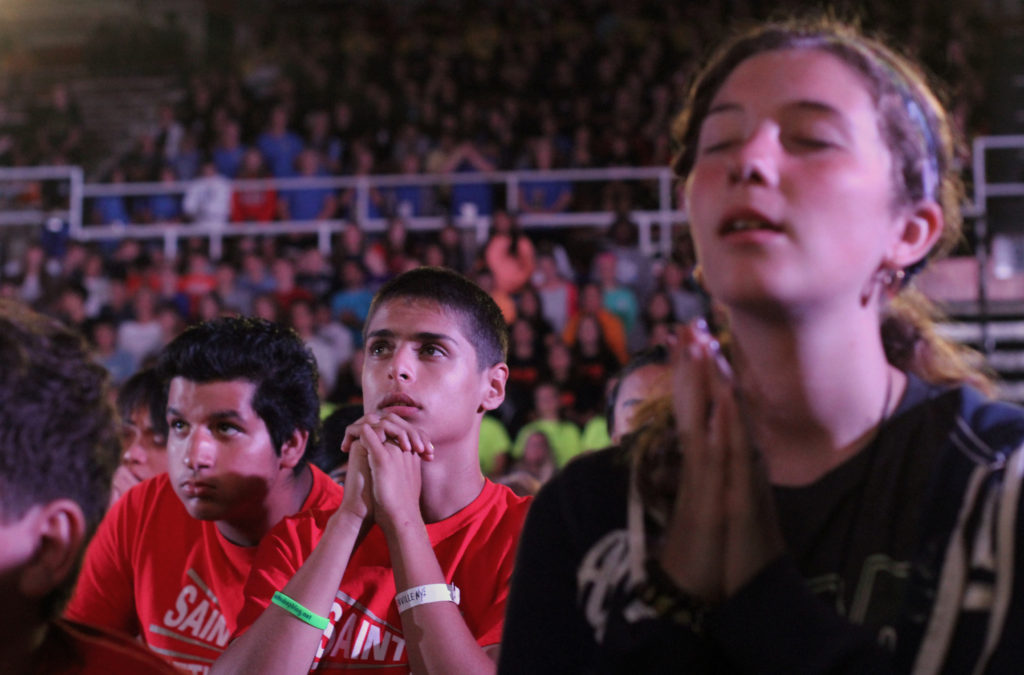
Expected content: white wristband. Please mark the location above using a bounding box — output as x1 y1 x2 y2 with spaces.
394 583 461 613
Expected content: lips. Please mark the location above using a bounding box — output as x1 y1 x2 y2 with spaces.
718 209 785 236
378 392 422 411
180 479 215 498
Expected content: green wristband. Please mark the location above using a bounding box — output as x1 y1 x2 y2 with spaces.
271 591 330 631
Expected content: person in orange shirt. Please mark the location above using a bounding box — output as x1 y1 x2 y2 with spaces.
562 282 629 365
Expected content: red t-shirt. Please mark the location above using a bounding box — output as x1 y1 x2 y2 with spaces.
65 467 343 674
235 480 531 673
31 619 180 674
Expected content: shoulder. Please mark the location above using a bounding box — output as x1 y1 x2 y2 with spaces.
306 464 344 510
106 474 189 532
902 376 1024 466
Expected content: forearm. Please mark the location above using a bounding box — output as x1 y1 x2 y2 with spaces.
386 515 496 675
212 510 366 675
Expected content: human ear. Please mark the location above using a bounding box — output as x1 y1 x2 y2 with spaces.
479 363 509 413
889 201 944 269
278 428 309 470
20 500 86 599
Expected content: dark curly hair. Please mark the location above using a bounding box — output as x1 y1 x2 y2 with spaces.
156 316 320 472
0 299 119 617
366 266 509 368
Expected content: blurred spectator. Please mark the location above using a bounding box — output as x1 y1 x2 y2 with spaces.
485 209 536 303
288 297 350 396
90 166 131 226
212 119 246 178
116 286 164 366
479 413 513 479
304 108 343 174
381 151 435 218
329 260 374 346
660 256 707 324
31 82 83 163
87 315 136 385
518 136 572 214
532 251 577 335
594 249 641 350
137 165 182 223
80 249 113 319
514 430 557 485
512 380 582 469
503 317 548 434
269 256 313 314
176 251 217 318
563 281 628 365
152 103 184 163
256 104 304 178
213 259 252 315
237 251 276 300
568 312 622 423
294 247 334 300
277 148 337 221
182 161 232 226
601 210 656 299
231 148 278 222
337 142 386 221
440 134 497 217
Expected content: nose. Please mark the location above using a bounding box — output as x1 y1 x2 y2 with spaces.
181 430 214 471
388 345 415 382
122 442 145 466
729 123 779 187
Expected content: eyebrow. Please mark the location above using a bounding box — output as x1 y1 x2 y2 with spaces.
366 329 459 345
166 406 245 422
709 98 846 118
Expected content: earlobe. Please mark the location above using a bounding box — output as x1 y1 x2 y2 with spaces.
479 363 509 413
20 500 86 599
278 429 309 470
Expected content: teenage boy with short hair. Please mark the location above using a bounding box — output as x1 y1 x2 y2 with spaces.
213 266 531 674
65 317 343 673
0 300 177 674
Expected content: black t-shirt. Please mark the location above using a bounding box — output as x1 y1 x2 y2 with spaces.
499 375 1024 674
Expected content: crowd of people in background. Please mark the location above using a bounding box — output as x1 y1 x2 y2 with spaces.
0 1 996 225
0 209 707 492
0 0 997 491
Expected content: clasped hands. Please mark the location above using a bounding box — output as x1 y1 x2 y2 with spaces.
657 321 785 604
337 413 434 534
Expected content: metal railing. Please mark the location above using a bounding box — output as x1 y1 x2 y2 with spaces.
0 165 688 261
4 134 1023 265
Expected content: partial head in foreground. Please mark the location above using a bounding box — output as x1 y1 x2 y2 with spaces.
0 299 119 621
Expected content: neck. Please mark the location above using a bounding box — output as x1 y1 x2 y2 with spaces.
727 307 903 486
418 435 486 524
216 464 313 546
